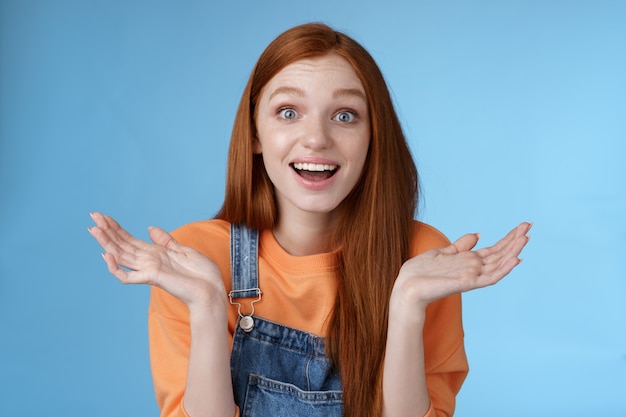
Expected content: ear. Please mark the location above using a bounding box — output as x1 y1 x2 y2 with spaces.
252 136 262 154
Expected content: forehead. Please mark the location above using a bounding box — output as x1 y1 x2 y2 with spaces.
263 54 365 93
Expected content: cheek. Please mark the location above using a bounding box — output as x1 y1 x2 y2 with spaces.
354 132 371 165
252 112 281 155
352 138 371 179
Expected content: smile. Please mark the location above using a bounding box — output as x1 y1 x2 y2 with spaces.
291 162 339 180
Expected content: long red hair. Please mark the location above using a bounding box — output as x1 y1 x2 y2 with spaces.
217 23 418 417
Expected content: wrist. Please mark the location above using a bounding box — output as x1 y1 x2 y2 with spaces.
388 286 427 328
187 291 229 325
391 271 430 308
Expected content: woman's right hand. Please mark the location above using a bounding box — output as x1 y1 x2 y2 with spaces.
88 212 226 311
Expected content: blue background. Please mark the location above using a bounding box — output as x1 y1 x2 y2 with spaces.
1 0 625 415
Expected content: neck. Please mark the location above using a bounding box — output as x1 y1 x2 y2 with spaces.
272 211 339 256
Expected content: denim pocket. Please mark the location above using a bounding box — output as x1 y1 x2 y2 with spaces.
241 374 343 417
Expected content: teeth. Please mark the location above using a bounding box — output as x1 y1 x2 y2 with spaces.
293 162 338 172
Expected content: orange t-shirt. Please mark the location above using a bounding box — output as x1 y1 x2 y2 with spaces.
148 219 468 417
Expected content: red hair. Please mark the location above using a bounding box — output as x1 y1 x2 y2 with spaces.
217 23 418 417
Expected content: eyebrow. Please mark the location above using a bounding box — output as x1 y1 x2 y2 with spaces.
333 88 367 102
269 86 304 101
268 86 367 102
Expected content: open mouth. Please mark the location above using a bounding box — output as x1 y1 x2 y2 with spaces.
291 162 339 180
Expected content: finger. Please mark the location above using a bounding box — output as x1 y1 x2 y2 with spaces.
476 222 531 260
89 221 125 255
101 252 154 285
479 233 531 284
90 212 151 256
478 237 527 278
90 212 128 236
101 252 131 283
473 257 522 289
97 213 148 249
479 235 528 268
89 223 154 272
477 251 524 285
148 226 184 251
440 233 480 255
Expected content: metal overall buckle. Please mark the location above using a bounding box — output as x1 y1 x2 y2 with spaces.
228 288 262 332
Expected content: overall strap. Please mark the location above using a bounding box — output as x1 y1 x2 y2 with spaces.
229 223 262 331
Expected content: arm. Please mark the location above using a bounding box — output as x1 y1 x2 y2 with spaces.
382 222 532 417
184 294 234 416
89 213 236 417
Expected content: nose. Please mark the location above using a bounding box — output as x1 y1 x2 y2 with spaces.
299 114 332 150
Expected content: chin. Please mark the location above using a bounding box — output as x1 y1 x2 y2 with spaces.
300 200 345 216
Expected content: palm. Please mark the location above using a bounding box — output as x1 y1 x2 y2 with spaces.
396 222 532 307
89 212 224 306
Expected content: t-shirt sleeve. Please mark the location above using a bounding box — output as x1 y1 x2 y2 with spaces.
148 221 234 417
149 285 191 417
412 222 469 416
423 294 468 416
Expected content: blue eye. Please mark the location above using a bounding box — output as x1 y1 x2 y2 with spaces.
279 108 298 120
334 111 356 123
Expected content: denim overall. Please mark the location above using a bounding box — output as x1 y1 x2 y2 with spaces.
229 224 344 416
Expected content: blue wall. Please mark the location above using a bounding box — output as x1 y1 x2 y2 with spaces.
1 1 624 415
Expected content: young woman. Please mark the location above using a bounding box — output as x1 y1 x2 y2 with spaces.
89 23 531 417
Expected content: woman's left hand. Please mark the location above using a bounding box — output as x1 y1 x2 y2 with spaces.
392 222 532 313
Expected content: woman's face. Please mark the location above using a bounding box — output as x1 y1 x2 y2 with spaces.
254 54 371 224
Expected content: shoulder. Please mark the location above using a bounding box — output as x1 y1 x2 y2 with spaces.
171 218 230 240
409 220 451 257
170 218 231 254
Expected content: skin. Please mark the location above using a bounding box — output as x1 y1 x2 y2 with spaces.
88 53 531 417
382 222 531 416
253 54 370 255
89 213 235 417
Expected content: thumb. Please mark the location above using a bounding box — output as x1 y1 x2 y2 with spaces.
440 233 480 254
148 226 180 250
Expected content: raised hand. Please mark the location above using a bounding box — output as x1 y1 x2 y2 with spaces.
393 222 532 311
88 212 225 309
